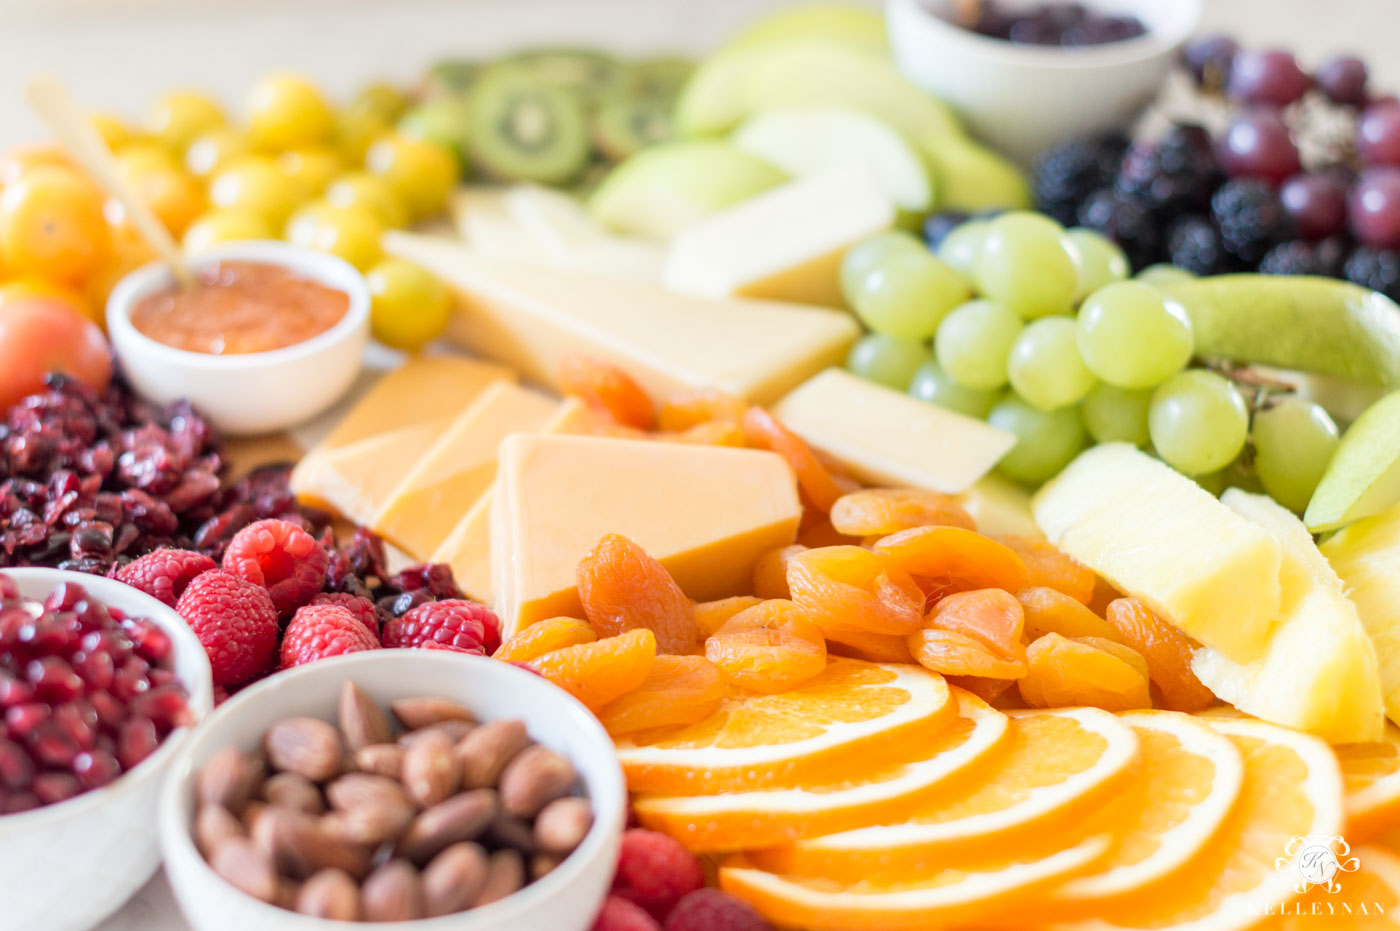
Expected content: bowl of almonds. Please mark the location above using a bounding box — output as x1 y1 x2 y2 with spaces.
158 650 625 931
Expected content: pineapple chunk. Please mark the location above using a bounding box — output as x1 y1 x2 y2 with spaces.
1192 490 1383 744
1033 444 1281 661
1321 502 1400 726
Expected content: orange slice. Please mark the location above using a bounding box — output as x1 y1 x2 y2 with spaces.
1050 717 1345 931
633 689 1008 852
754 706 1139 879
1339 723 1400 842
1049 710 1245 906
1256 845 1400 930
720 836 1111 931
615 659 956 795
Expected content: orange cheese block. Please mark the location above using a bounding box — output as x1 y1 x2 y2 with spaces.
491 433 802 636
430 398 601 603
289 416 454 524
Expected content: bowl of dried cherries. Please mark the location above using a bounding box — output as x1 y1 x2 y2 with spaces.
159 649 625 931
0 567 214 931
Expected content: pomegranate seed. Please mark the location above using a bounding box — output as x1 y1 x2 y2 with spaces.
133 684 190 730
112 657 151 701
28 723 79 767
81 629 133 664
43 582 86 614
51 702 97 751
20 620 73 655
128 621 173 664
32 772 80 805
72 649 114 691
116 717 159 770
26 656 83 702
89 690 125 729
5 703 50 739
0 607 29 646
72 749 121 789
0 672 35 708
3 790 39 813
0 576 19 601
0 738 34 789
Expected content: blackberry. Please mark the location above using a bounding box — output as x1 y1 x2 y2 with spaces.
1077 188 1161 270
1115 124 1221 218
1344 246 1400 301
1258 240 1327 276
1031 132 1129 226
1167 215 1231 275
1211 179 1292 265
921 211 971 250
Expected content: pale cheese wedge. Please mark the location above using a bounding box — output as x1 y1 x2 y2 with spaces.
773 368 1014 494
1033 444 1281 662
290 417 453 524
384 232 858 405
956 475 1041 539
492 433 802 636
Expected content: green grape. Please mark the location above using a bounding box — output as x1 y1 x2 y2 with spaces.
1136 263 1196 288
848 248 972 340
937 219 988 281
988 396 1087 485
1076 281 1194 388
934 299 1023 390
1067 227 1129 302
846 333 930 390
1148 370 1249 475
840 231 925 305
1082 383 1152 446
1251 397 1341 513
908 360 1000 418
1007 317 1097 411
974 211 1081 320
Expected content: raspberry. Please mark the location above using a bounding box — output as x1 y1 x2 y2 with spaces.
175 570 278 686
222 519 329 615
114 548 216 608
310 592 381 635
665 890 772 931
381 600 501 655
280 604 380 669
612 829 705 920
592 896 662 931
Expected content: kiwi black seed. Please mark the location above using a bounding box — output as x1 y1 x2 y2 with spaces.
467 67 592 184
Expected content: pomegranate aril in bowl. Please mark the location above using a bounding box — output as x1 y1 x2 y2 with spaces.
0 567 213 931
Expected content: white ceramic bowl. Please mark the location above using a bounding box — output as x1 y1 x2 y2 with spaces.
887 0 1203 164
0 567 214 931
160 650 626 931
106 240 370 437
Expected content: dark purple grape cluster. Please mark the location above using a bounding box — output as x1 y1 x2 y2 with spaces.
945 1 1146 48
1031 36 1400 300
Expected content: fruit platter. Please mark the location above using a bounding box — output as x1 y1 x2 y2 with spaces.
8 1 1400 928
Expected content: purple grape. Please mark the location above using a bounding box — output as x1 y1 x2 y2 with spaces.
1348 167 1400 249
1358 102 1400 167
1180 35 1240 86
1315 56 1368 107
1226 49 1311 108
1217 109 1302 185
1280 173 1349 240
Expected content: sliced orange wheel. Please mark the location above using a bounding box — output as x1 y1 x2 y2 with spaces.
1050 717 1345 931
633 689 1009 851
753 706 1139 879
1339 723 1400 842
1049 710 1244 906
1256 845 1400 931
615 659 956 794
720 836 1111 931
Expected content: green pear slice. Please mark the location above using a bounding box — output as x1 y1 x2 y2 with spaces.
1305 390 1400 531
721 2 889 57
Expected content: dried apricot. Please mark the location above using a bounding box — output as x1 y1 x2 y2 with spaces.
493 616 596 663
925 589 1025 658
1088 575 1124 616
657 387 747 432
531 628 657 711
742 406 845 513
829 488 976 537
705 599 827 694
577 534 699 655
786 546 924 636
1075 636 1150 680
797 517 859 549
997 536 1096 604
694 596 764 639
946 675 1017 705
753 544 806 599
596 655 727 736
873 526 1030 598
1016 587 1121 642
824 629 916 664
557 354 656 430
1104 597 1215 712
1017 632 1151 712
908 628 1028 679
664 420 747 447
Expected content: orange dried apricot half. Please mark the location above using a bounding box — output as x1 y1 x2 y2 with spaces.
596 654 727 736
829 488 976 537
997 535 1097 604
742 406 845 513
694 596 764 640
577 533 699 655
786 545 924 637
874 526 1030 596
1104 597 1215 713
1016 587 1121 642
925 589 1025 658
531 627 657 711
557 354 656 430
493 616 596 664
908 627 1029 679
753 544 806 600
705 599 827 694
1018 632 1151 712
657 387 747 432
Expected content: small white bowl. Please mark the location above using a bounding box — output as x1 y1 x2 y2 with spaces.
106 240 371 437
0 567 214 931
159 650 626 931
887 0 1202 163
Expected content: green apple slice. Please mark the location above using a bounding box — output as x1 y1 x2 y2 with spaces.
732 105 934 214
1305 390 1400 531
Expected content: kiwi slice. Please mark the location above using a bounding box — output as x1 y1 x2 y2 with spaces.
424 60 481 98
467 66 591 184
592 93 677 162
500 48 627 104
626 57 696 99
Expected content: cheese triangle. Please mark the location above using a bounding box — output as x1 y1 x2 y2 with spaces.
290 417 454 524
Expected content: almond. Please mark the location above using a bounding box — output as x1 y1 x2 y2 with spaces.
252 806 373 880
361 860 425 922
321 799 415 847
196 747 262 816
339 681 393 751
353 743 405 780
398 719 475 746
455 719 531 789
499 745 576 819
210 837 278 904
487 810 537 853
531 852 564 881
534 797 593 854
422 842 488 917
472 849 524 907
397 788 497 864
296 868 360 921
194 804 244 860
265 717 343 783
401 730 460 807
326 773 410 812
390 696 477 730
262 772 325 814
